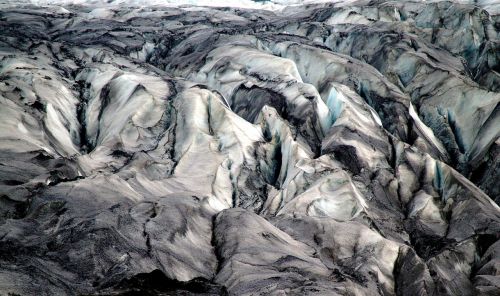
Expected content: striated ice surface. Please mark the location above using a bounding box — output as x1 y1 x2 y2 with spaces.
0 0 499 295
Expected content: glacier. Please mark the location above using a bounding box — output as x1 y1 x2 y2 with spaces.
0 0 499 295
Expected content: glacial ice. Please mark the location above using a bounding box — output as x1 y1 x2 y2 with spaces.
0 0 499 295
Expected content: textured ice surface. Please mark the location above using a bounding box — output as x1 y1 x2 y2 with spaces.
0 0 499 295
